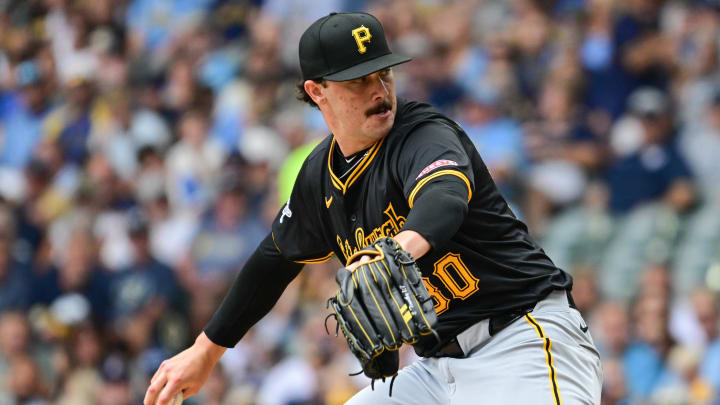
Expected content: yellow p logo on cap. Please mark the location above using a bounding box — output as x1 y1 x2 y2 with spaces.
351 25 372 54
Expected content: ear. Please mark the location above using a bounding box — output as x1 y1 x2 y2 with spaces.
304 80 326 106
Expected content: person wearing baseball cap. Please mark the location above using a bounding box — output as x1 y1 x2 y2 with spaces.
296 12 411 159
146 12 601 405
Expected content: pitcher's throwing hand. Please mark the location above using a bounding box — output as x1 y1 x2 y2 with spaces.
143 333 225 405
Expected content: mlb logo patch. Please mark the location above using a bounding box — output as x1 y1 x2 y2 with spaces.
415 160 458 180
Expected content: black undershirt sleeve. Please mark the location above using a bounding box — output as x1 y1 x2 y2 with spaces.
402 175 469 251
203 233 304 347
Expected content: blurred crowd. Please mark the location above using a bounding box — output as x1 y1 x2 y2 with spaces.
0 0 719 404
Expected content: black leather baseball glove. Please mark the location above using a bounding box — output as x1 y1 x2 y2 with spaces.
326 237 439 390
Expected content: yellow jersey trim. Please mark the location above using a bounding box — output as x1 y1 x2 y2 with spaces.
524 314 563 405
327 137 384 195
345 137 384 191
408 170 472 208
270 232 282 254
274 232 332 263
294 251 334 264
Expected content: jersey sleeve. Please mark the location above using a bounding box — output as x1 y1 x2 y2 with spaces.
271 159 334 264
397 121 475 207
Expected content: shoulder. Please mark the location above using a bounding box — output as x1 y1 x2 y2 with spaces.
390 98 460 143
394 98 445 128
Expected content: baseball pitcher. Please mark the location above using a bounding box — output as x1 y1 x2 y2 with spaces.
144 12 602 405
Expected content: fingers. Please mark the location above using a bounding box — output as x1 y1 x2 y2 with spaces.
158 378 183 405
143 369 167 405
150 362 166 385
347 255 372 271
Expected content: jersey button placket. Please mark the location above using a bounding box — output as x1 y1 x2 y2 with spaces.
350 214 357 222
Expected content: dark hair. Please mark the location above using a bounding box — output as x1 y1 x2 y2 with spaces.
296 79 326 109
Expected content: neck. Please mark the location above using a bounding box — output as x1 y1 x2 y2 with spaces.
334 135 376 157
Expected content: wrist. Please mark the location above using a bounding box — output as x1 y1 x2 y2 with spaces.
195 332 227 363
394 230 431 259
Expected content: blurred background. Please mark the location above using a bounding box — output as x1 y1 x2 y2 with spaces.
0 0 719 404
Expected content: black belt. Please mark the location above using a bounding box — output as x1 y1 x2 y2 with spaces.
433 290 577 359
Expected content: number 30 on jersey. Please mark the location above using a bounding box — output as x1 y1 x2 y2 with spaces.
422 253 479 315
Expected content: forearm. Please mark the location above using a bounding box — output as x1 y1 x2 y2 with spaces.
203 233 303 347
394 230 431 260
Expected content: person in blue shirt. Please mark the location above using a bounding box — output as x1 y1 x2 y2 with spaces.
0 232 31 313
623 292 683 401
693 290 720 398
31 229 112 324
606 88 694 214
459 85 525 200
109 211 186 322
583 0 673 120
0 61 52 169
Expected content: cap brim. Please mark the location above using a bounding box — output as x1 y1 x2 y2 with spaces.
323 53 411 81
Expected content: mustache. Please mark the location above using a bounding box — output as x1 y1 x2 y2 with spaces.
365 99 392 117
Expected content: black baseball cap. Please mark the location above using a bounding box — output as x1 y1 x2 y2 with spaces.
299 12 411 81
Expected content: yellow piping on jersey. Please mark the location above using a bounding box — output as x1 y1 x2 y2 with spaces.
524 314 563 405
294 251 334 264
327 137 384 195
271 232 282 253
408 170 472 208
328 139 346 191
345 137 384 191
275 231 332 264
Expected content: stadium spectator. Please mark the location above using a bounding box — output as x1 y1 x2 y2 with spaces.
43 65 99 166
95 353 135 405
111 212 184 316
56 324 104 405
694 290 720 394
623 291 681 401
525 79 606 231
0 216 31 313
178 179 266 333
0 60 52 170
680 88 720 202
606 87 694 214
1 354 50 404
459 82 525 200
165 109 225 214
32 228 112 323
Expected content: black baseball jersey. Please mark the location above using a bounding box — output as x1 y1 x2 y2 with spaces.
271 98 572 344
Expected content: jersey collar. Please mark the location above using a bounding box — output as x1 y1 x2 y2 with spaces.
327 136 384 195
